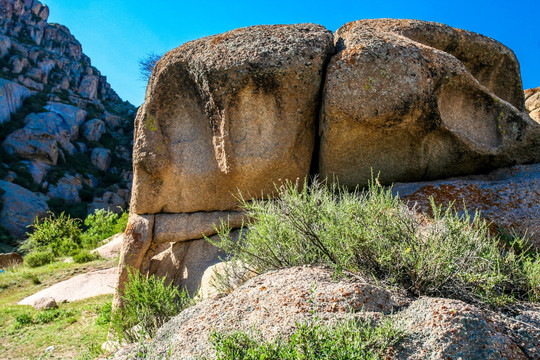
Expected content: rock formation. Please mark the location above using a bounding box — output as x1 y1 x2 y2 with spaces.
110 266 540 360
0 0 136 246
131 24 333 214
525 87 540 123
115 19 540 308
319 19 540 187
115 23 334 306
393 163 540 248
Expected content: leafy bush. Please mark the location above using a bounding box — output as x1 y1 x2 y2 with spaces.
82 209 128 249
95 302 112 326
35 308 77 324
212 179 539 307
73 250 101 263
14 313 33 329
111 268 194 342
24 251 55 268
22 212 82 256
209 317 401 360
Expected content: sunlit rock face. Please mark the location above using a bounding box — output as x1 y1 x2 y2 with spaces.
319 19 540 188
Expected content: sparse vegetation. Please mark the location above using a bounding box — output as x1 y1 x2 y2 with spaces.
73 249 101 263
211 178 540 307
138 52 162 82
208 317 402 360
111 268 194 343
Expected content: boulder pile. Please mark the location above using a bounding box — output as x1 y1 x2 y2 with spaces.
115 19 540 306
0 0 135 244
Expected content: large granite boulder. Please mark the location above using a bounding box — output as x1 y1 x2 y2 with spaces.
0 78 32 123
0 180 48 238
319 19 540 187
2 128 58 165
131 23 333 214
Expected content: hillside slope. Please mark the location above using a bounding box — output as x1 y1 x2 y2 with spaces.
0 0 136 249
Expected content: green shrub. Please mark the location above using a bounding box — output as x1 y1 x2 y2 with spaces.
95 302 112 326
211 179 539 307
14 313 33 329
73 250 101 263
209 317 401 360
22 212 82 256
82 209 128 249
24 251 55 268
35 308 77 324
111 268 194 342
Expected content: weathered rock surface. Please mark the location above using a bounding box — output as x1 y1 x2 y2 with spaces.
91 233 123 259
90 147 111 172
3 128 58 165
397 297 530 360
20 160 50 184
0 78 32 123
0 180 48 238
32 296 57 310
131 23 334 214
0 251 22 268
19 267 118 305
392 163 540 248
110 266 539 360
87 191 126 214
46 173 83 203
525 87 540 123
152 211 245 243
81 118 106 142
319 19 540 187
143 235 227 295
110 266 406 360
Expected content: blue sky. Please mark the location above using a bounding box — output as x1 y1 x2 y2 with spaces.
45 0 540 106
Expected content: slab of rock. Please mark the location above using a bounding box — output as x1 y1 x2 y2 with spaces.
81 118 106 142
2 128 58 165
131 23 334 214
18 268 117 306
392 163 540 248
153 211 245 244
90 147 111 172
397 297 527 359
0 252 23 268
0 78 32 123
319 19 540 187
142 235 227 295
91 233 123 259
525 87 540 123
87 191 126 214
20 160 50 183
44 102 87 134
0 180 48 238
46 173 83 203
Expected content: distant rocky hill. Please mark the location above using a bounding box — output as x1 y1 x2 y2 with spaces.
0 0 136 250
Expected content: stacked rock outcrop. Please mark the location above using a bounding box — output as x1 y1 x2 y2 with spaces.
115 24 334 305
115 19 540 307
0 0 136 247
